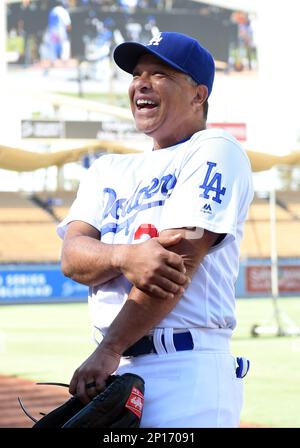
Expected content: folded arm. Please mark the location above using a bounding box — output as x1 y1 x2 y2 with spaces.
101 227 223 353
61 220 188 299
69 226 224 403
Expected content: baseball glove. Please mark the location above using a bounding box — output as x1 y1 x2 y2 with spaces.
18 373 145 428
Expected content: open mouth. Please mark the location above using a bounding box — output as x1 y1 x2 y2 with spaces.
136 99 158 110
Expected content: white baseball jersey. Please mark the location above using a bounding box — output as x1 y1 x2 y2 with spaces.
57 128 253 336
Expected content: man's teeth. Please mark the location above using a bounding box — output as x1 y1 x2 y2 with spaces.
136 99 156 106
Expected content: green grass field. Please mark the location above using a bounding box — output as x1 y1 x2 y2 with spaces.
1 298 300 428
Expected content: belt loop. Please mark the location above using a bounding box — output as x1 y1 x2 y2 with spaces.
163 328 176 353
153 328 167 355
189 328 201 350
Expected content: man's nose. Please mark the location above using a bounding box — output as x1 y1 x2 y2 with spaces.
134 73 152 90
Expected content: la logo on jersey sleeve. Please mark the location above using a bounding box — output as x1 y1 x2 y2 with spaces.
199 161 226 214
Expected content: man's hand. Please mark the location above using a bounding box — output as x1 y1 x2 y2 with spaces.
62 222 188 295
118 233 189 300
69 345 121 404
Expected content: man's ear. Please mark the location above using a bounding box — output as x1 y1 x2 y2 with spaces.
193 85 209 108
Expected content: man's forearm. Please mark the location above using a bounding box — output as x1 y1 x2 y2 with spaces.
61 235 125 286
61 222 188 295
99 286 183 355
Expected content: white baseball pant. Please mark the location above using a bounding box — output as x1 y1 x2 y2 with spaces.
117 328 244 428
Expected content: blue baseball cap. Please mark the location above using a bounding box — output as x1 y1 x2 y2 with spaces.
113 32 215 96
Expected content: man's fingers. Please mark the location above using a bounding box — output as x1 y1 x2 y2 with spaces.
164 250 186 272
85 380 97 389
70 374 109 404
142 284 175 301
70 374 97 403
154 274 186 295
95 378 106 393
162 265 187 285
76 379 92 404
69 373 78 396
158 233 183 248
85 380 98 400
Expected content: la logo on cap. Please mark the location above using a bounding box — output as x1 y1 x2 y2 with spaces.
148 33 162 46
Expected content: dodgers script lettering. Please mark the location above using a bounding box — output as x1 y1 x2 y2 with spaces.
101 173 177 236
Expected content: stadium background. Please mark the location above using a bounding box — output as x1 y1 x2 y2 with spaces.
1 0 300 428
